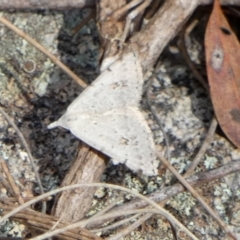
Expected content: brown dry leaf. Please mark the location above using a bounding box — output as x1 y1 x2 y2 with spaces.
205 0 240 149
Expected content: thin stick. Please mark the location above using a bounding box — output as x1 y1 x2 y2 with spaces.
0 16 87 88
33 208 197 240
91 214 142 234
84 167 127 227
179 24 219 177
98 159 240 223
146 76 170 160
1 159 237 234
0 183 198 240
184 117 218 177
0 107 46 213
0 0 95 10
0 159 25 205
156 152 236 240
1 0 240 11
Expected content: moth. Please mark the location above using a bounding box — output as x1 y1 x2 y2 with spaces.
48 53 158 176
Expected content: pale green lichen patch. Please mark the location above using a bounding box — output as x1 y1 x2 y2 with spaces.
170 157 188 174
214 183 232 202
204 154 218 169
214 183 232 217
167 192 196 216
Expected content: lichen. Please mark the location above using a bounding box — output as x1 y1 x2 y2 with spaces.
204 155 218 169
167 192 196 216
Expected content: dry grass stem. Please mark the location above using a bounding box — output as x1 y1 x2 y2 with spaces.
91 214 142 234
157 152 236 239
178 22 219 178
0 16 87 88
32 209 197 240
0 159 24 205
146 74 170 160
0 183 198 240
0 107 46 213
184 117 218 177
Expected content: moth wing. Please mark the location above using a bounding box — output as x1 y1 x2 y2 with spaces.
58 107 158 176
66 53 143 114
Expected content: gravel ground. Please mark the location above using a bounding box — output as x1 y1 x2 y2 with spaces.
0 8 240 240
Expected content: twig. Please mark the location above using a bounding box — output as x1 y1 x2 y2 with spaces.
0 0 95 10
91 214 142 234
0 170 15 198
2 160 240 237
0 107 46 213
0 1 239 12
0 196 50 203
0 201 102 240
179 23 219 177
184 117 218 177
85 173 127 227
0 16 87 88
0 159 24 205
33 208 198 240
156 152 237 240
146 74 170 160
85 166 127 227
141 73 172 236
50 215 64 231
101 159 240 219
128 0 199 71
0 183 198 240
52 144 107 222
